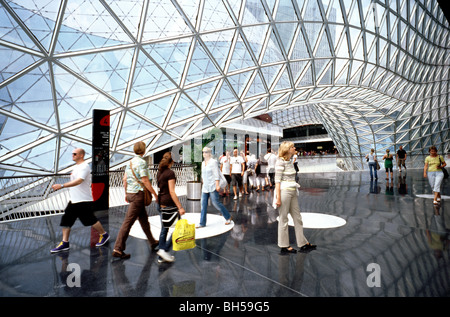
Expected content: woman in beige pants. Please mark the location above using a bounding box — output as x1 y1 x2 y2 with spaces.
275 141 316 254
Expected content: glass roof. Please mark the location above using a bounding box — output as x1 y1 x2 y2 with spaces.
0 0 449 175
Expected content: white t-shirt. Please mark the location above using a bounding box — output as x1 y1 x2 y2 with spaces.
220 156 231 175
265 153 277 170
69 161 93 203
229 155 244 174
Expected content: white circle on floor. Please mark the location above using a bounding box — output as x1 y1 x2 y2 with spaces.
129 213 234 240
416 194 450 200
277 213 346 229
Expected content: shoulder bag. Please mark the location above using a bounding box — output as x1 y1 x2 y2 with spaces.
130 161 152 206
439 156 449 179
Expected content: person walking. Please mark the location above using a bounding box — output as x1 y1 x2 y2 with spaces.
382 149 394 180
424 146 447 205
229 148 245 199
219 151 231 196
275 141 316 254
265 148 277 188
365 149 378 180
112 141 159 259
156 152 186 263
396 146 407 172
197 147 232 228
50 148 109 253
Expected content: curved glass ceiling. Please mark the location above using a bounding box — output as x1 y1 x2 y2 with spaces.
0 0 449 175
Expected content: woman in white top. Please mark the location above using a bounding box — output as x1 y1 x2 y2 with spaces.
275 141 316 254
198 147 232 228
365 149 378 180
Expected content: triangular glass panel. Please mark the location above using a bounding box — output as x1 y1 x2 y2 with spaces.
274 22 297 54
243 71 267 99
9 137 57 172
55 1 133 53
105 0 144 40
347 0 362 27
0 116 50 157
200 0 236 32
131 95 175 127
228 34 257 72
303 0 323 21
210 80 237 111
304 23 322 51
241 24 270 61
151 132 180 150
227 70 253 98
168 93 203 126
335 30 349 58
142 0 194 40
261 64 283 89
52 64 117 129
314 28 332 58
58 47 134 102
129 48 178 103
142 39 191 85
1 62 57 127
118 112 159 144
328 0 345 24
0 46 41 83
291 27 311 60
185 40 222 85
184 79 219 111
262 30 284 65
271 67 292 92
296 63 313 87
0 5 40 50
7 1 61 51
201 30 235 72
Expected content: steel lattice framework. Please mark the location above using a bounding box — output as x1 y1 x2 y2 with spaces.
0 0 449 175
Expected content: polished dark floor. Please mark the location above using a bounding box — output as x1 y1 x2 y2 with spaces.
1 169 449 297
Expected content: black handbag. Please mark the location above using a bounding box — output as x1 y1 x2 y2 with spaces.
160 206 180 228
439 157 449 179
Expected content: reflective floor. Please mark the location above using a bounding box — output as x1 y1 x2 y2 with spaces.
1 169 449 297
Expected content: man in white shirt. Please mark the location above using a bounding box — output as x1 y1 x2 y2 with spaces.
229 148 245 199
50 148 109 253
265 148 277 188
219 151 231 195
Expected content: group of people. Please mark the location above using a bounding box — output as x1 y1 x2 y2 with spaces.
365 146 408 181
219 148 278 199
366 145 447 205
50 141 316 260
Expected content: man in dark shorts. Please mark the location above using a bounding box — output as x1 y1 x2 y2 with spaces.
396 146 407 172
229 148 245 200
50 148 109 253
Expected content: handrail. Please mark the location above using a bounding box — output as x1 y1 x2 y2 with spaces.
0 165 196 223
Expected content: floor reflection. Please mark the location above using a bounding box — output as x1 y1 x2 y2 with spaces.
0 169 449 297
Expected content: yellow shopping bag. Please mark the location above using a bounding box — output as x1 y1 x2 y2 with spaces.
172 218 196 251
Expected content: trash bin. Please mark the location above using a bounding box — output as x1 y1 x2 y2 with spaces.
186 181 201 200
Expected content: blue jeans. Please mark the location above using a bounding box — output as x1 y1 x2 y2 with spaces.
368 162 378 179
157 204 172 252
200 191 231 227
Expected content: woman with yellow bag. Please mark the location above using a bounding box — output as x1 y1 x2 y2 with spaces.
156 152 185 263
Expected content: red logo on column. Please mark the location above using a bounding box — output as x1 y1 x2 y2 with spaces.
100 115 110 126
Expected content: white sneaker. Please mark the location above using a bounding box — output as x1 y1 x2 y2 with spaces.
157 249 174 262
233 195 238 200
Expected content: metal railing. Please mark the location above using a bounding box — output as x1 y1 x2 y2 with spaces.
0 164 195 223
